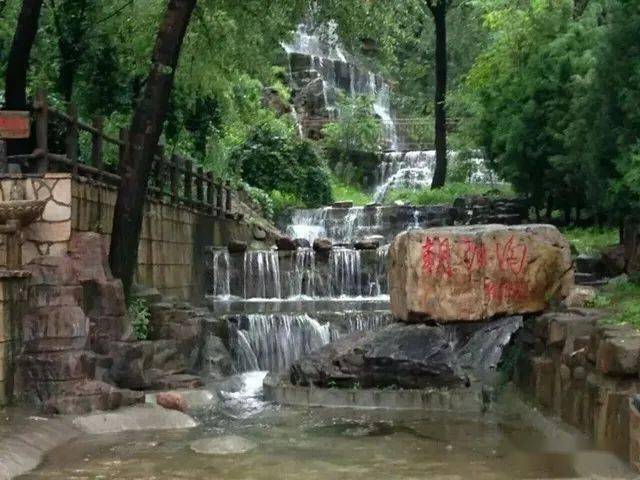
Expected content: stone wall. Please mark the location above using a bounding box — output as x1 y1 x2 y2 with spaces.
515 308 640 468
0 174 269 302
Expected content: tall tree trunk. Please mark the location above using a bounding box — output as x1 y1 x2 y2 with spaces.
109 0 197 298
4 0 44 155
429 2 448 189
4 0 43 110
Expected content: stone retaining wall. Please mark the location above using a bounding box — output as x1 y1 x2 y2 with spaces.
0 174 268 302
515 308 640 469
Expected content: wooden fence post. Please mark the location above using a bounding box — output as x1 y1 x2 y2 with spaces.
170 154 179 202
216 181 224 216
91 116 104 171
225 181 232 213
65 103 79 177
206 172 214 214
196 166 204 205
184 158 193 203
0 141 7 174
34 90 48 173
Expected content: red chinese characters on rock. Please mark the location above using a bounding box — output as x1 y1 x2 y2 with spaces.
483 279 529 303
420 233 532 303
495 235 528 275
421 237 453 278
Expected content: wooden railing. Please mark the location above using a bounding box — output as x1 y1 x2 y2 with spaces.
4 90 233 216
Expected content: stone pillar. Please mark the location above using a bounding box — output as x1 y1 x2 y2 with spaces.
0 271 29 406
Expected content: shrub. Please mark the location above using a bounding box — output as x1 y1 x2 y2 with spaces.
128 299 151 341
322 94 383 153
229 124 333 210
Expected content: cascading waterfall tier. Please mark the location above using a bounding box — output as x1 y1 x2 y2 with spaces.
207 246 390 300
228 311 393 373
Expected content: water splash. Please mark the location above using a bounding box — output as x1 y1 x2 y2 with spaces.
230 314 331 372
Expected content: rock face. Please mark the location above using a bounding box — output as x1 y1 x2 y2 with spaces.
290 323 469 389
389 224 573 322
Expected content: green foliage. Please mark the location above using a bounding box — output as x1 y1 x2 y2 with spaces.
128 299 151 341
385 182 513 206
330 177 373 206
322 94 383 153
230 124 332 209
588 280 640 330
243 184 274 220
269 190 304 220
560 227 618 255
457 0 640 223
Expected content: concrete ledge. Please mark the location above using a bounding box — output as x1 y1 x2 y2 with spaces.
0 416 79 480
264 373 485 412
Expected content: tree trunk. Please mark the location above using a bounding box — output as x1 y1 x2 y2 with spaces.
4 0 44 155
109 0 197 298
429 3 447 189
4 0 43 110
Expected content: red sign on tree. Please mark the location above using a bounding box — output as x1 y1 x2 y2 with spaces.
0 111 30 139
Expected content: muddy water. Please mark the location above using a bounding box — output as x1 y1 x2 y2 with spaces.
19 374 633 480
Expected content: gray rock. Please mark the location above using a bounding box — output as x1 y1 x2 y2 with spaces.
332 201 354 209
73 404 198 434
227 240 248 254
293 238 311 249
276 236 297 251
190 435 256 455
313 238 332 252
290 323 469 389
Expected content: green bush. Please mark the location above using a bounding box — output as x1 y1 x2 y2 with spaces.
243 184 274 220
384 182 513 206
230 124 333 210
322 94 383 154
128 299 151 341
269 190 304 220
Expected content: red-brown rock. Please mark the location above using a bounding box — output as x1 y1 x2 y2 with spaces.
156 391 188 413
389 224 573 322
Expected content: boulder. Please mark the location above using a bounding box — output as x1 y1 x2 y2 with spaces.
227 240 248 254
596 333 640 376
290 323 469 389
601 244 626 277
354 237 380 250
313 238 332 252
276 236 297 251
389 224 573 322
252 225 267 240
294 238 311 249
156 391 188 412
562 285 598 308
43 380 143 415
332 201 353 209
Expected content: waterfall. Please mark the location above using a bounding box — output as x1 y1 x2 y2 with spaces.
287 208 328 243
329 310 392 341
211 249 231 298
230 314 331 372
369 244 389 296
288 248 317 298
243 250 281 299
374 150 437 202
330 247 362 297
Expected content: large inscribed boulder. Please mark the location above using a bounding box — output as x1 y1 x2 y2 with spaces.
389 224 573 322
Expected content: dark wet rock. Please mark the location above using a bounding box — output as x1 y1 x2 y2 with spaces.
227 240 248 254
294 238 311 249
354 238 380 250
276 236 297 251
197 334 233 379
364 202 381 210
290 323 469 389
601 244 626 277
147 373 203 390
313 238 332 252
332 201 354 209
